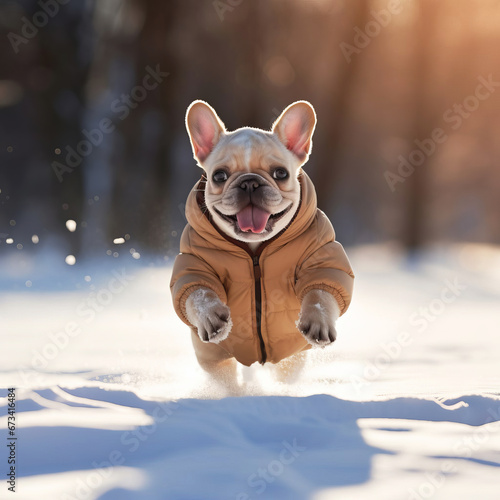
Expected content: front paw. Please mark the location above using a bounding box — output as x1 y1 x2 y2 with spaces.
197 303 232 343
186 288 232 343
296 290 339 348
297 313 337 347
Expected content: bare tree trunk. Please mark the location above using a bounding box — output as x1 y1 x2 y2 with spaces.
315 0 372 210
104 0 179 251
0 1 93 254
404 0 438 253
126 0 178 250
238 1 262 128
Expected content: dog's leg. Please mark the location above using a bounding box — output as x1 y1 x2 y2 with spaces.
273 350 307 383
190 330 237 386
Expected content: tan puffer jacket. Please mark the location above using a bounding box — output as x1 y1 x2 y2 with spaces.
170 171 354 366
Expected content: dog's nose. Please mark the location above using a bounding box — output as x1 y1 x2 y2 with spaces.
239 178 260 192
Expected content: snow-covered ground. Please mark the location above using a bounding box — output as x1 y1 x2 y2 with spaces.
0 244 499 500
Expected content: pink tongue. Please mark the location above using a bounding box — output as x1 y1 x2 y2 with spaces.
236 205 270 233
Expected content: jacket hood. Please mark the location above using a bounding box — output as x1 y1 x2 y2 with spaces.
184 170 318 253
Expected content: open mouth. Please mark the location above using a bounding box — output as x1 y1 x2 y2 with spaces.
215 204 292 234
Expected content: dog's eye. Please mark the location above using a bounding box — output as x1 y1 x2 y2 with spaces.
272 168 289 180
212 170 228 183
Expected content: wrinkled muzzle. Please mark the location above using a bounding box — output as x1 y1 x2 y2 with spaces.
229 174 281 233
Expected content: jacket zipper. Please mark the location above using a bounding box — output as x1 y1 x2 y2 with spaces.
253 255 267 364
198 179 303 365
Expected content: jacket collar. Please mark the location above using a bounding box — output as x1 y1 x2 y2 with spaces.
185 170 318 254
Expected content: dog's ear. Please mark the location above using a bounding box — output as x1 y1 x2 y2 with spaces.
186 100 226 164
272 101 317 162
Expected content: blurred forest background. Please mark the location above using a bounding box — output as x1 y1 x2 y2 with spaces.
1 0 500 263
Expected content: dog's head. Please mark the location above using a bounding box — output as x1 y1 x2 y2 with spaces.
185 100 316 244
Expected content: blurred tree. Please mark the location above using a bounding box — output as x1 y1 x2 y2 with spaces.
82 0 179 253
111 0 179 250
315 0 371 213
404 0 438 252
0 0 93 254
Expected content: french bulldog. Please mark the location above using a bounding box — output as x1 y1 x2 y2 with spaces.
171 100 353 373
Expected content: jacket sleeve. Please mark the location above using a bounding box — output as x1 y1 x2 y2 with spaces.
295 240 354 315
170 233 227 327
